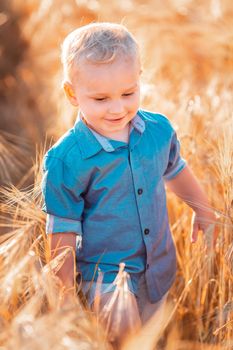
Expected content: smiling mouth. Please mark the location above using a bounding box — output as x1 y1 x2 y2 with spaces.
105 116 125 122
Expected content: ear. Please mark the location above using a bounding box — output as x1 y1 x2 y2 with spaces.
63 81 79 106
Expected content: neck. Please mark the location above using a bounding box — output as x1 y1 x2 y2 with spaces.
111 125 130 143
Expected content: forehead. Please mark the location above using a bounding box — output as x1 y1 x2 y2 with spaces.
72 55 141 91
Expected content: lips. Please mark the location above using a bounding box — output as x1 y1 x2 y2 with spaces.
105 116 125 122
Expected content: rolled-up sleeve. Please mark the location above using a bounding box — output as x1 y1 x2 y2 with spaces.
41 156 84 235
163 131 186 181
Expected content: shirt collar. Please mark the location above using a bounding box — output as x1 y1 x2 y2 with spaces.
131 112 145 133
73 111 145 159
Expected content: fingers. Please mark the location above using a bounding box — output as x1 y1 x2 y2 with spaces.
190 211 219 247
190 214 199 243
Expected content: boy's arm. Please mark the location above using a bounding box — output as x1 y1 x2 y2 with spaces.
165 165 218 245
48 232 77 301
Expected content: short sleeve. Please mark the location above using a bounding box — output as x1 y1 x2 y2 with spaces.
41 156 84 234
163 131 186 181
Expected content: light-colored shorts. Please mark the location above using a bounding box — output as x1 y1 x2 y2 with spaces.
82 274 167 324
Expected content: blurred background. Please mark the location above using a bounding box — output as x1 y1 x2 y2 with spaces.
0 1 232 349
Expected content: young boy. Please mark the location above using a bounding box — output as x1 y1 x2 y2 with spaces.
41 22 217 340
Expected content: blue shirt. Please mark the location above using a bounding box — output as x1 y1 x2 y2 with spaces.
41 109 186 302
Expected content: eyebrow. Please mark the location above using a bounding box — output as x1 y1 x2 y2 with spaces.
88 84 138 96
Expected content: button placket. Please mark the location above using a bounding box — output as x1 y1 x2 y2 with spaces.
128 148 152 246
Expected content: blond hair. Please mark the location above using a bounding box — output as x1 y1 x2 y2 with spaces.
61 22 139 82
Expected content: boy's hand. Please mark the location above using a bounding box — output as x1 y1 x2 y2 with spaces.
191 211 218 247
165 166 219 249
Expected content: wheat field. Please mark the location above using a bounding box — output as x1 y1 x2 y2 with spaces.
0 0 233 349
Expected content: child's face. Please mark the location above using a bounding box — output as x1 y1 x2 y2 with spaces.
65 55 141 139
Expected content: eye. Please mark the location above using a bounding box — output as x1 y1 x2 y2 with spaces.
123 92 134 97
94 97 107 101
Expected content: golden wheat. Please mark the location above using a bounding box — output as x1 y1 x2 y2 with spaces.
0 0 233 349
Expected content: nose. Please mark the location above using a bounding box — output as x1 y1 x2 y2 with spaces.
108 99 124 115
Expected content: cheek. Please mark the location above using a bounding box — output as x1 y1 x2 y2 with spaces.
86 103 109 120
129 94 140 109
92 102 108 113
81 100 104 114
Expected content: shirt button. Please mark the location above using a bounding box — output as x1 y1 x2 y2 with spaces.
144 228 150 235
146 263 150 269
137 188 143 195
